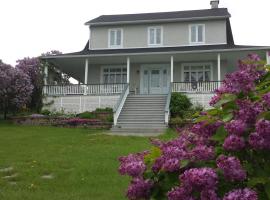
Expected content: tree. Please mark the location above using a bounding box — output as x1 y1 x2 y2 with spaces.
15 50 70 113
16 57 43 112
0 63 33 119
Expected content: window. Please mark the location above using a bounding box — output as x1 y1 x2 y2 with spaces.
109 29 123 48
182 63 212 82
148 27 163 46
189 24 205 44
102 67 127 84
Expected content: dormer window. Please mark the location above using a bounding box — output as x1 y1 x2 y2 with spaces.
148 26 163 46
189 24 205 44
109 29 123 48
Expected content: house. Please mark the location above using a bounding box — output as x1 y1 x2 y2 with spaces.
42 0 270 133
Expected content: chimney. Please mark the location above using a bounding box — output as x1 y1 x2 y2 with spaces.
210 0 219 9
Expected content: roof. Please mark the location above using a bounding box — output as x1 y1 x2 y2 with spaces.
85 8 231 26
42 44 270 59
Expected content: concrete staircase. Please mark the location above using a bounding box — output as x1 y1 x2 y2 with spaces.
111 95 167 135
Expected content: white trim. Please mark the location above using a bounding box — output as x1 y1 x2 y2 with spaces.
108 28 123 49
90 42 226 50
84 59 89 84
147 26 163 47
127 57 130 83
85 16 230 26
267 51 270 65
181 62 213 82
89 26 91 49
170 56 174 82
189 24 205 45
42 47 270 59
100 65 126 84
217 53 221 86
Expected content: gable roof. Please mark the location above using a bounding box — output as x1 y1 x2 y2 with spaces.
85 8 231 26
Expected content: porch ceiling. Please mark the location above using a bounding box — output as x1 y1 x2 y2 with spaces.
47 49 267 82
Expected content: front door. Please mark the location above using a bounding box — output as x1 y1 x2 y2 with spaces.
141 65 170 94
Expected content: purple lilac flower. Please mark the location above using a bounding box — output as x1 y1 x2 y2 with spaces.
167 186 194 200
216 155 246 182
201 189 219 200
126 178 153 200
249 119 270 149
225 120 246 136
210 94 221 106
223 135 245 151
191 121 222 138
223 188 258 200
190 145 215 160
119 152 147 177
263 92 270 107
152 156 165 173
163 158 180 172
235 100 264 124
180 168 218 191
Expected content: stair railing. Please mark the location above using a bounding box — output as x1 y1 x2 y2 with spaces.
113 83 129 125
165 83 173 125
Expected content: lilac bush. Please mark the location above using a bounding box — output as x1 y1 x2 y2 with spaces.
118 54 270 199
0 62 33 119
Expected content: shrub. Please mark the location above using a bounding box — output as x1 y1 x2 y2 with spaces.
77 111 97 119
95 107 113 113
169 117 186 128
62 118 101 126
118 54 270 200
170 93 192 117
41 109 51 116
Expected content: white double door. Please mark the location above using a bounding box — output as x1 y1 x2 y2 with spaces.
140 64 170 94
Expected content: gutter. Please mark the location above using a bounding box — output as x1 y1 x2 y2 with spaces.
41 47 270 59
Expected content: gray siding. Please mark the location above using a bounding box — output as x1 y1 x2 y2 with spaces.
90 20 227 49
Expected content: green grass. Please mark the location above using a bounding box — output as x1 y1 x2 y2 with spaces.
0 122 177 200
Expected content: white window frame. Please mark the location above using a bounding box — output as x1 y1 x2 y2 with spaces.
100 65 127 84
181 62 213 82
147 26 163 46
189 24 205 45
108 28 123 48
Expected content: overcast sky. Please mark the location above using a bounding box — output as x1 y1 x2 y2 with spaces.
0 0 269 65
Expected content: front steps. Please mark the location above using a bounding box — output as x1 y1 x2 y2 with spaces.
111 95 167 135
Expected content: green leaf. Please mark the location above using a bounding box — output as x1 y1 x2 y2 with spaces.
194 115 211 123
144 147 161 165
207 109 220 116
211 126 227 143
180 159 189 169
265 182 270 199
222 112 233 122
214 94 237 108
257 111 270 121
248 177 268 187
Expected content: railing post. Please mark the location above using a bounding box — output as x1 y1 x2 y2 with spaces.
170 56 174 83
217 53 221 87
84 58 89 95
44 66 48 85
127 57 130 84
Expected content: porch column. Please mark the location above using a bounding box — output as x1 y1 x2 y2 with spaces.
170 56 174 83
217 53 221 87
84 58 89 95
44 66 48 85
267 51 270 65
127 57 130 83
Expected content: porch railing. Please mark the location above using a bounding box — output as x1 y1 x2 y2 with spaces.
172 81 221 93
43 84 126 96
113 84 129 125
165 83 172 125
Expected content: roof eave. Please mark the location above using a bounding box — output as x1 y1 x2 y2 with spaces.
41 46 270 59
84 15 231 26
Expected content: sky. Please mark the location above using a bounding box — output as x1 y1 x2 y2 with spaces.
0 0 269 66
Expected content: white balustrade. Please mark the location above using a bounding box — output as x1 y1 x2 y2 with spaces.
43 84 125 96
172 82 220 93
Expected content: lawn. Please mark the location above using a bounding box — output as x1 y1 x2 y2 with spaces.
0 121 176 200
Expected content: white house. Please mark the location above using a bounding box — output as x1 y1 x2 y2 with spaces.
42 1 270 133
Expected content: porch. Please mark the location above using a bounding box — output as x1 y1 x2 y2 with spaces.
42 48 270 114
